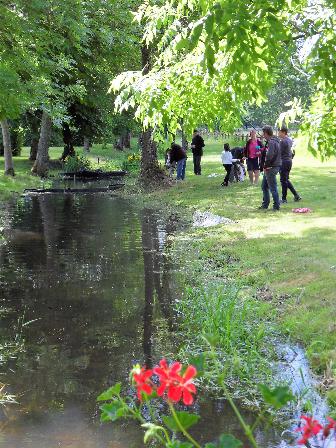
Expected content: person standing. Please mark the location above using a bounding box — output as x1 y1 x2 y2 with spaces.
245 130 264 185
279 126 301 203
169 143 187 180
221 143 237 186
259 126 281 210
191 129 205 175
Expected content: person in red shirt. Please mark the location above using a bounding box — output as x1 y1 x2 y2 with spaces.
244 130 264 185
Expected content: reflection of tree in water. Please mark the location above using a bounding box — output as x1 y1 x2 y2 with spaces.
141 208 178 368
0 196 179 430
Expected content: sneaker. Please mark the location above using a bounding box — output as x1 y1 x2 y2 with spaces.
258 205 268 210
294 196 302 202
272 207 280 211
280 199 287 204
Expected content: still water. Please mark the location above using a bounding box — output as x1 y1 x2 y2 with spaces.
0 192 285 447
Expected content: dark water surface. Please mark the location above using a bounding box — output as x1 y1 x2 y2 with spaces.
0 193 284 447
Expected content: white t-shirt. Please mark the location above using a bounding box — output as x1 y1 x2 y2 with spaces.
221 151 237 164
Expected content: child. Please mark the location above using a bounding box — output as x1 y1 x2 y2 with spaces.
221 143 238 186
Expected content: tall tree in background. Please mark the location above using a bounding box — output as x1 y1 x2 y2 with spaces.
0 2 37 175
112 0 336 159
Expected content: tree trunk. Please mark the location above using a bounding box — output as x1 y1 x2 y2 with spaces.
181 126 188 151
32 110 52 177
140 127 158 178
26 111 41 161
60 123 75 161
1 119 15 176
124 131 131 149
83 136 90 152
139 45 166 183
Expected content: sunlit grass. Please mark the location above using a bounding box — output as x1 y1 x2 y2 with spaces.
152 137 336 380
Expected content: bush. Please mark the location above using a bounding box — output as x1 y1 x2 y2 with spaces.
63 155 91 173
121 152 141 172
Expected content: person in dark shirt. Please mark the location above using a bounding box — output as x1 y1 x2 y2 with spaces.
279 126 301 203
170 143 187 180
259 126 281 211
191 129 205 175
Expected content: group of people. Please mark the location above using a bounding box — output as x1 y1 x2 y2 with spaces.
166 125 301 211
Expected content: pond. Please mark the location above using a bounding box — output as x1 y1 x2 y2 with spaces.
0 191 288 447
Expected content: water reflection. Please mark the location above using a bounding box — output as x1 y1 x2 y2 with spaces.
0 195 178 447
0 194 286 447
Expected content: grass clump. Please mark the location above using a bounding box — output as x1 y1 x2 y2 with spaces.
176 280 274 403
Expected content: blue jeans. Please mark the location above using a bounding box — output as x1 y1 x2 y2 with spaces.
176 158 186 180
261 167 280 209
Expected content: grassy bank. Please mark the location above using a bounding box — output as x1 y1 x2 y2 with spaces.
0 145 136 201
149 136 336 403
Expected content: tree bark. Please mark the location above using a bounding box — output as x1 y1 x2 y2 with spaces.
139 45 165 182
60 123 75 161
1 119 15 176
32 110 52 177
83 136 90 152
26 111 41 161
181 126 188 152
124 131 131 149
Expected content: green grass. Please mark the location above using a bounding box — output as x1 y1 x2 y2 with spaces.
0 145 137 201
150 136 336 389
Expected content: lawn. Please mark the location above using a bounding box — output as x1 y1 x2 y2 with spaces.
149 135 336 395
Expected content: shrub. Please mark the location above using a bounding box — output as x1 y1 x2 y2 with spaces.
121 153 141 172
63 155 91 173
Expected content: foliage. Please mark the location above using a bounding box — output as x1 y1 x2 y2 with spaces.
244 64 312 127
122 152 141 172
98 357 298 447
63 155 91 173
111 0 336 157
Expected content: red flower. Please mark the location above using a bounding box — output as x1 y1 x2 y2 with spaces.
297 416 323 445
323 417 336 438
133 367 153 400
153 359 197 406
154 359 182 398
168 365 197 405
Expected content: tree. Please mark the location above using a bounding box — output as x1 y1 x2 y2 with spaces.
111 0 336 158
0 2 37 175
244 63 312 127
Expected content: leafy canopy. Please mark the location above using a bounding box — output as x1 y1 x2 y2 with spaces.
111 0 336 157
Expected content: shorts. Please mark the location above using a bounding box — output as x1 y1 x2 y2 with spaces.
246 158 260 171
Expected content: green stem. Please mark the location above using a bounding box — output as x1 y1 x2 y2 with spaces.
208 348 259 448
168 402 202 448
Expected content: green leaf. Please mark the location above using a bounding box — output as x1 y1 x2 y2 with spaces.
213 4 224 24
205 434 242 448
258 385 295 409
97 383 121 401
218 434 243 448
100 401 127 422
176 38 190 51
188 353 206 375
190 23 204 49
205 14 215 38
163 411 200 432
167 442 194 448
202 333 219 347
